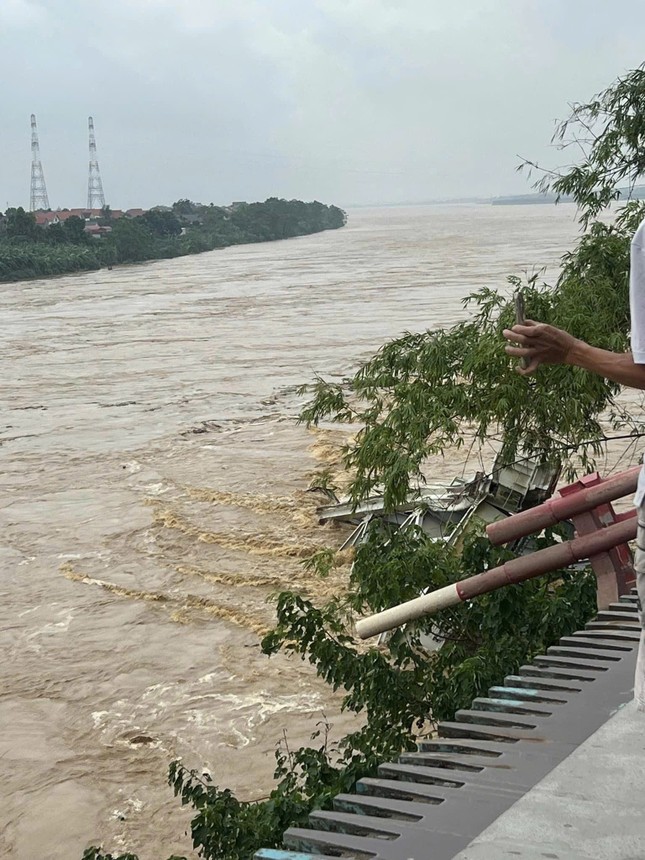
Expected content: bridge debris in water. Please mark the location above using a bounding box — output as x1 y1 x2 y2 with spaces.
317 453 561 550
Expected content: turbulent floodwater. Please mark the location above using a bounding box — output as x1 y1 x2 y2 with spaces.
1 203 622 858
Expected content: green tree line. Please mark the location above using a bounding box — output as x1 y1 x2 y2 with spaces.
0 198 346 282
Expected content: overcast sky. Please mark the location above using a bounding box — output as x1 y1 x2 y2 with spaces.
2 0 645 210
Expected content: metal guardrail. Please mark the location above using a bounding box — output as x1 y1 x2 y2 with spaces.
357 467 640 639
255 595 640 860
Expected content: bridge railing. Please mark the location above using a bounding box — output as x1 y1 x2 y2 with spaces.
356 467 639 640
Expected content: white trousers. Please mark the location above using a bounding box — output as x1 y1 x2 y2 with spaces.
634 511 645 710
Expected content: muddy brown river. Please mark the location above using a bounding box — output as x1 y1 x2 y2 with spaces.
3 203 635 858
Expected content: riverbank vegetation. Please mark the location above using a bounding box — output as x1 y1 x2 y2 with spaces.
85 65 645 860
0 198 346 282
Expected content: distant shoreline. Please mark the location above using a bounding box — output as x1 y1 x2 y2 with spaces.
349 186 645 209
0 198 346 284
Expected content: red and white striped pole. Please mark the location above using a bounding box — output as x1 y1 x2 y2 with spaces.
355 516 637 640
486 466 640 546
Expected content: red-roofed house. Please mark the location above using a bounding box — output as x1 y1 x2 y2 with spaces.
84 223 113 238
53 209 99 221
32 206 146 228
34 211 60 227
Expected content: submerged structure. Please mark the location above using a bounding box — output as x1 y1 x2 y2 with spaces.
317 453 561 550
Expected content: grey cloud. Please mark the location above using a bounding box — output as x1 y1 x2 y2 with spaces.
1 0 645 209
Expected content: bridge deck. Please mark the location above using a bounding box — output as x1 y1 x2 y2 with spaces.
255 593 642 860
452 696 644 858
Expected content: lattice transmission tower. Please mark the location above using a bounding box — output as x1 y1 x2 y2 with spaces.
87 116 106 209
29 113 50 211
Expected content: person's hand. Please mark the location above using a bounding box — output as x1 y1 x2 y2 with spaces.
503 320 579 375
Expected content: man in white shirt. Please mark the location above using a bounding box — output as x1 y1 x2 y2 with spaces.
503 219 645 710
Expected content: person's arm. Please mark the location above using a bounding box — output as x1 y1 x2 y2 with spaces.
503 319 645 390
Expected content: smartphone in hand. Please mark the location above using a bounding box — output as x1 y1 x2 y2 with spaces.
514 290 528 370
